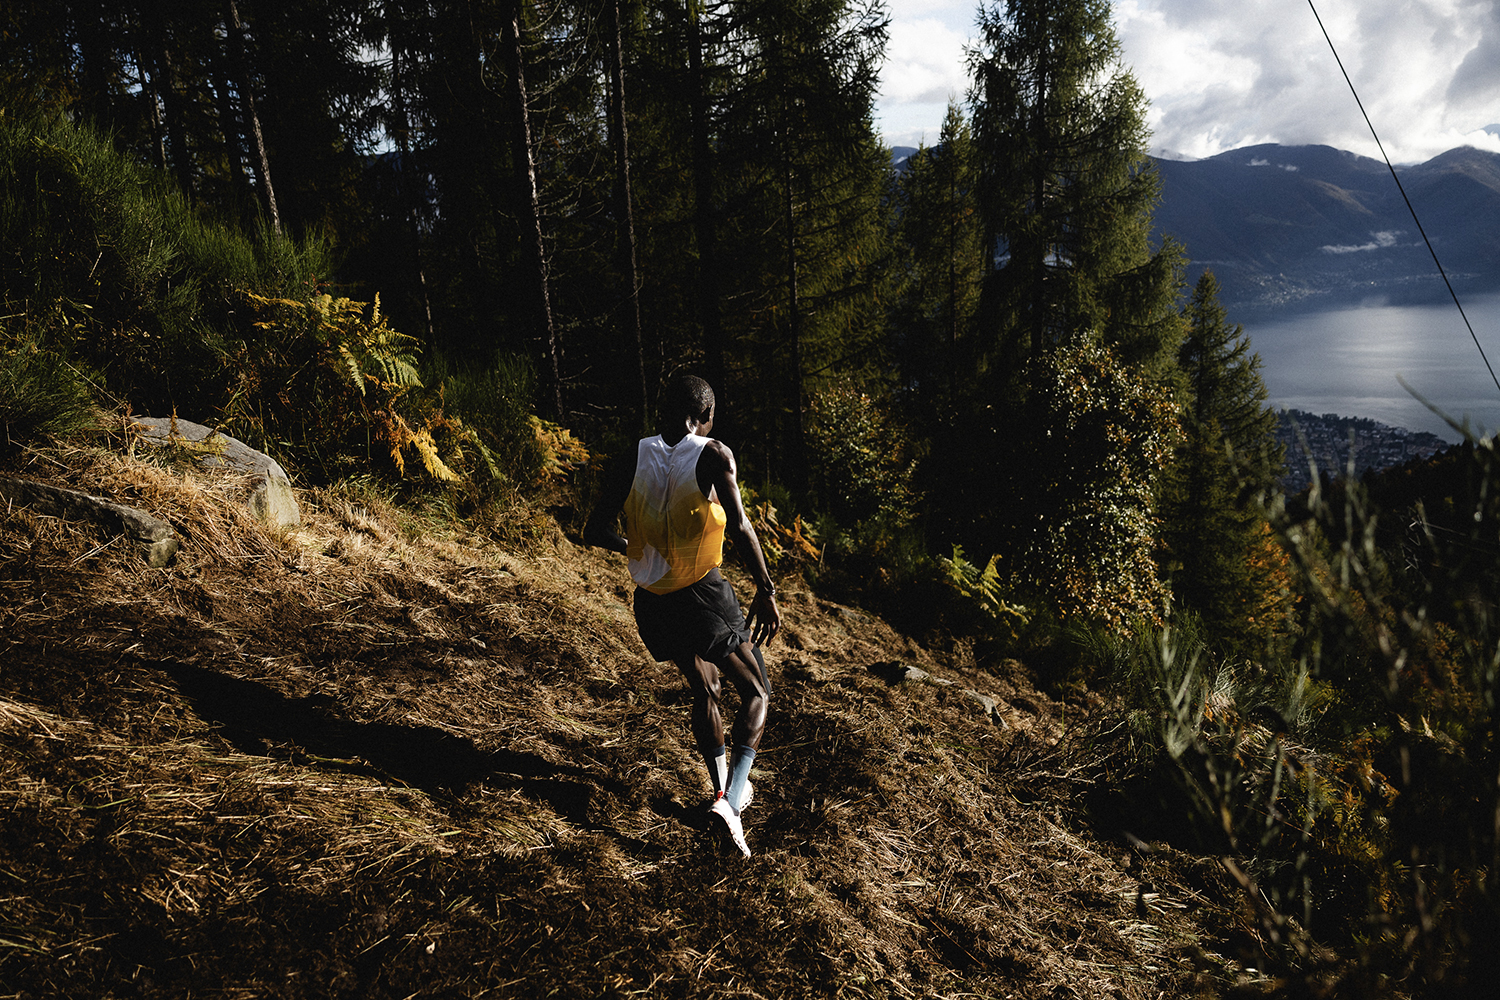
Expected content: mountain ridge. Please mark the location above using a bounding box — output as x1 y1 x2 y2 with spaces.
889 138 1500 316
1150 143 1500 315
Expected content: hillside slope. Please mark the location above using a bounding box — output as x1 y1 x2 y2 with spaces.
0 445 1241 998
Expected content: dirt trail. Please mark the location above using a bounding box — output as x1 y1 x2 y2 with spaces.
0 446 1242 998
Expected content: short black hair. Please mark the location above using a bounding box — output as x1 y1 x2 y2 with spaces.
662 375 714 423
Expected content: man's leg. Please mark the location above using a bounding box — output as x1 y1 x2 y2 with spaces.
680 643 767 858
719 641 769 751
673 653 726 785
675 643 769 802
718 641 769 812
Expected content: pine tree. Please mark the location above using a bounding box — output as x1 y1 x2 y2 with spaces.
945 0 1185 625
892 101 983 423
706 0 891 490
500 0 562 418
968 0 1181 374
605 0 648 433
1165 271 1288 653
223 0 280 234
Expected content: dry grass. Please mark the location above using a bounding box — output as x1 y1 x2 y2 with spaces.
0 443 1242 999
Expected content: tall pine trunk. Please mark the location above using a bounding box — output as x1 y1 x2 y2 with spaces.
132 32 167 172
502 3 563 419
210 57 252 206
224 0 280 235
607 0 648 433
948 152 959 404
149 12 196 202
73 1 115 131
387 11 435 346
783 152 807 493
685 2 725 401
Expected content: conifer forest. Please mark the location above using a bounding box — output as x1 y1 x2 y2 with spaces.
4 1 1500 996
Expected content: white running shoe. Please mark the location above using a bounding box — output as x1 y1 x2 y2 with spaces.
709 793 751 858
737 778 754 812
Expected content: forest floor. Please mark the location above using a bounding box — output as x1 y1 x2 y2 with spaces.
0 442 1262 999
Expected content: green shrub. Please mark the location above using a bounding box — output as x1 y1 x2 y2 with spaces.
225 290 436 482
1014 338 1181 628
937 544 1030 645
0 325 99 451
806 374 920 525
227 294 555 493
1091 440 1500 993
0 107 332 420
429 351 546 489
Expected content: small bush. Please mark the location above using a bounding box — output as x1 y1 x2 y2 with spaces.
0 108 333 419
937 545 1030 645
432 353 547 488
1087 438 1500 993
806 374 920 525
0 318 99 452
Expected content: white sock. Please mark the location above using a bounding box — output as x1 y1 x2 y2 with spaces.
701 745 728 796
727 745 756 812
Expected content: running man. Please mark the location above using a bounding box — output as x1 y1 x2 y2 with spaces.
584 375 779 857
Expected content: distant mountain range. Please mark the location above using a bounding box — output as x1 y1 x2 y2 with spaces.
1151 143 1500 317
890 139 1500 319
887 138 1500 443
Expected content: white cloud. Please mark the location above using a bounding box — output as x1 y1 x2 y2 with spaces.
876 1 1500 162
874 6 975 148
1321 231 1402 254
1117 0 1500 162
882 0 979 28
879 17 971 105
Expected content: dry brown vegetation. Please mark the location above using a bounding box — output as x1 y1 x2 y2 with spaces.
0 444 1254 999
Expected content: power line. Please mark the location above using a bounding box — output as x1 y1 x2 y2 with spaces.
1307 0 1500 399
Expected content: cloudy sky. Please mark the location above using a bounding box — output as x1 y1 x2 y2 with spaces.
876 0 1500 163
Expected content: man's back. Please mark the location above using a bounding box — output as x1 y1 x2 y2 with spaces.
623 434 726 595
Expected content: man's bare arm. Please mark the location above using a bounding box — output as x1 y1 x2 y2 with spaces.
583 446 635 555
702 440 781 645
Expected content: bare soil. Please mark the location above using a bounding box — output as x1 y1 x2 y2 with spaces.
0 445 1254 999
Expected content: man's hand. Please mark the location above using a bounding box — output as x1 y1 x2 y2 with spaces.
747 589 780 646
583 521 629 555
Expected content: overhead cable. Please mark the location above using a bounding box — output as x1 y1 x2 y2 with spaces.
1307 0 1500 398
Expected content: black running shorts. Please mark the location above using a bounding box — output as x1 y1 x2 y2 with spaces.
633 568 752 663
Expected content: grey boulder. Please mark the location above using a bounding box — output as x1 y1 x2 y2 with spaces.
0 477 179 568
129 416 300 528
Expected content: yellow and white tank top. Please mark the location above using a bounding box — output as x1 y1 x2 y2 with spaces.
624 434 727 595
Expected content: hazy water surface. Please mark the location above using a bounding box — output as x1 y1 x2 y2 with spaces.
1243 294 1500 442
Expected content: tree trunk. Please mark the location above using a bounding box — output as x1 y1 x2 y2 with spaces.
210 58 252 207
73 1 116 131
224 0 280 235
947 151 959 403
387 9 435 346
131 25 167 172
502 3 563 420
685 2 725 400
784 153 807 493
149 15 196 202
607 0 648 433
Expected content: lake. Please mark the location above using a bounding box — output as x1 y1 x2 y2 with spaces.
1242 294 1500 442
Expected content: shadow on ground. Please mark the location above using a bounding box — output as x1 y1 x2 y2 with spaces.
159 660 622 827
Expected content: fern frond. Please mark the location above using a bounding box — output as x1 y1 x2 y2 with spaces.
335 343 366 396
407 426 461 482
